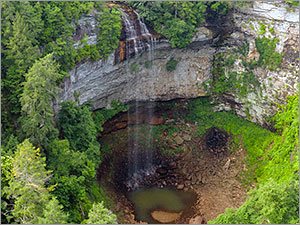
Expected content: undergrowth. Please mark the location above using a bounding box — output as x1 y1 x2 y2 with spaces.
206 51 261 98
209 178 299 224
186 95 299 224
166 58 178 72
184 96 299 184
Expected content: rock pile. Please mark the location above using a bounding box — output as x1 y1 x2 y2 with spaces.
124 159 187 191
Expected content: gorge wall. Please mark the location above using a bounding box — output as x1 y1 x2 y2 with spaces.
59 1 299 126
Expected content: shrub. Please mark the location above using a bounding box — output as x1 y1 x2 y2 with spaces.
209 178 299 224
166 58 178 71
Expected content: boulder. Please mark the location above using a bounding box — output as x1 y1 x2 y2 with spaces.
189 215 204 224
223 159 231 171
177 184 184 190
151 210 183 223
165 119 175 124
156 167 167 175
201 176 207 184
116 201 122 211
169 161 177 169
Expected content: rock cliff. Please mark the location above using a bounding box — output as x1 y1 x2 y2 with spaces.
59 1 299 126
214 1 299 125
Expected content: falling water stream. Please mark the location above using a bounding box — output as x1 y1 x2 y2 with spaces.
117 7 197 224
120 7 158 190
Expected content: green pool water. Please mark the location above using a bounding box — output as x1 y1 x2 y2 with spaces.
128 187 196 224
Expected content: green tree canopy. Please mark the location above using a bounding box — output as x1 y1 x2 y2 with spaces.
1 153 14 223
84 202 117 224
1 11 40 138
20 53 62 149
97 7 122 59
58 101 101 165
46 139 96 223
37 197 69 224
6 140 68 224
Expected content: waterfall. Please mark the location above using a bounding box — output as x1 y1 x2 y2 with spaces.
121 6 158 191
120 6 156 59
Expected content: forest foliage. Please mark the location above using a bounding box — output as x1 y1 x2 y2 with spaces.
129 1 231 48
1 3 125 217
1 1 120 139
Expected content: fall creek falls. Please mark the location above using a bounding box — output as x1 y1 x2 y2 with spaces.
95 7 201 224
58 2 298 224
120 5 159 191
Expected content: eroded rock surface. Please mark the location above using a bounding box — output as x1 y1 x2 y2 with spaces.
214 1 299 125
59 2 299 126
60 46 213 110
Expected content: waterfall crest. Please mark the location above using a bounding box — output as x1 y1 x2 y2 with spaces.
116 5 159 63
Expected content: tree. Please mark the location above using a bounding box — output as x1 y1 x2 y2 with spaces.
84 202 117 224
164 18 195 48
37 197 69 224
97 7 122 59
1 12 40 137
1 153 14 223
1 134 19 156
7 140 68 224
20 53 62 149
46 139 96 223
58 101 101 165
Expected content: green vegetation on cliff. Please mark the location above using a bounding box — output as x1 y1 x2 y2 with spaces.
130 1 232 48
97 7 122 59
186 94 299 185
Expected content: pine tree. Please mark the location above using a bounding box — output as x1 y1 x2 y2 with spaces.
7 140 68 224
20 53 62 149
8 140 50 223
2 12 40 133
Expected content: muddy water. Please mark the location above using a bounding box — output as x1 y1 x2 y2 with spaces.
128 187 196 224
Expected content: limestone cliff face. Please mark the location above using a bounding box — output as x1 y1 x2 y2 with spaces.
61 43 215 110
214 1 299 125
59 1 299 126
